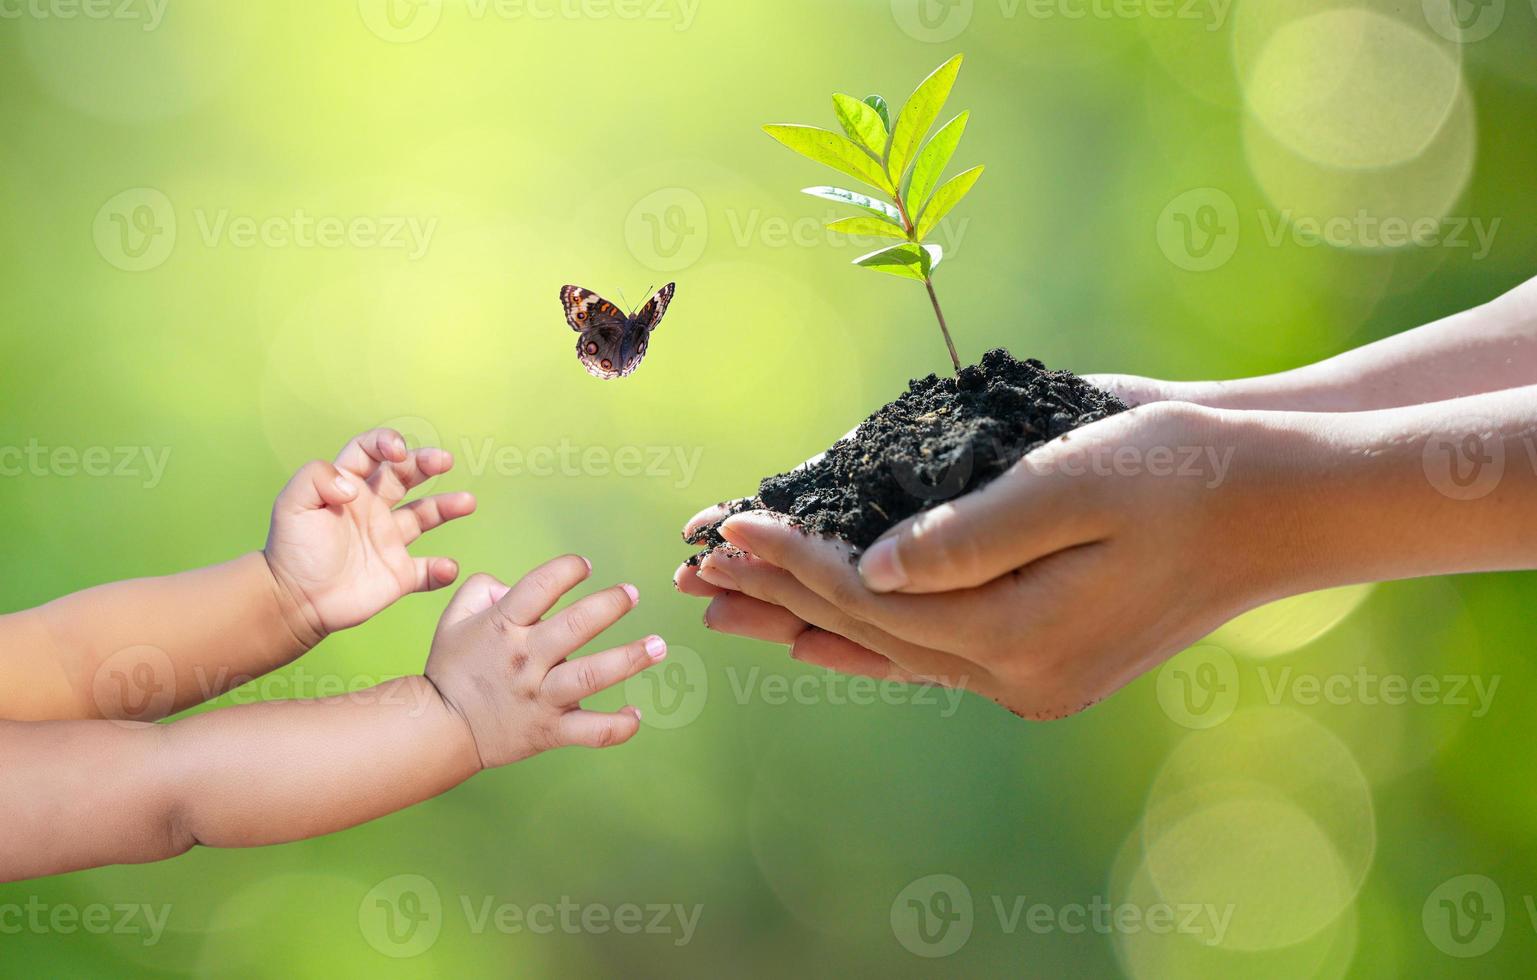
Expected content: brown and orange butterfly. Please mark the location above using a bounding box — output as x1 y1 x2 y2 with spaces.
559 282 675 380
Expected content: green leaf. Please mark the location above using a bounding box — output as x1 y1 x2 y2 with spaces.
924 242 944 273
833 94 887 158
801 186 903 224
888 54 964 191
854 242 935 282
863 94 891 131
906 111 969 219
916 165 983 240
826 216 908 241
763 124 894 194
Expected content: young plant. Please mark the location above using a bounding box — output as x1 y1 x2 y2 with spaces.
764 54 982 373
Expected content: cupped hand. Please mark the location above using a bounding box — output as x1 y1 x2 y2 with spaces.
264 426 478 643
425 556 660 768
678 401 1316 719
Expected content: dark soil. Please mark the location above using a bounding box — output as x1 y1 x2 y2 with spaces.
686 348 1128 562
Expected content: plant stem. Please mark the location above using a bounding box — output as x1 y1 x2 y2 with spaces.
892 189 963 374
924 277 962 373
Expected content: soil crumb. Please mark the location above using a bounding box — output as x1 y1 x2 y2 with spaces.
685 349 1127 562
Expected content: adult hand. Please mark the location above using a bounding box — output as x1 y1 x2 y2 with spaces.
678 402 1292 716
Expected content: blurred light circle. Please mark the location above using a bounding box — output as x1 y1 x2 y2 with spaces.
1147 789 1353 949
1143 709 1375 949
1208 585 1375 659
1243 83 1476 253
1109 823 1359 978
1243 9 1462 170
1232 0 1463 89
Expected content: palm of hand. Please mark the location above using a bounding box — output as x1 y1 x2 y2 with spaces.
268 485 418 634
263 428 475 641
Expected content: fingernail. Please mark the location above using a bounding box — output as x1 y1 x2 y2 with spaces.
631 706 644 721
580 556 593 574
333 476 356 496
644 635 667 661
697 562 737 590
859 539 908 593
621 583 640 605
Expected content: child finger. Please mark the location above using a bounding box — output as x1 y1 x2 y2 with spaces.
544 636 666 706
495 554 593 626
373 447 456 504
281 460 359 511
531 585 639 661
413 557 460 592
442 572 512 624
703 593 807 643
395 492 477 543
333 427 409 478
557 707 643 749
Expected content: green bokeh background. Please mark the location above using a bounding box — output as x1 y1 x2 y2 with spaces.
4 0 1537 975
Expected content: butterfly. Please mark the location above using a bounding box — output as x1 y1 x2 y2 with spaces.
559 282 676 380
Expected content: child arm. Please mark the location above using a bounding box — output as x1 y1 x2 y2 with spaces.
0 557 657 882
0 426 475 722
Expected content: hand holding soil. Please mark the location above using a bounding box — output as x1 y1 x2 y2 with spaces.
677 276 1537 719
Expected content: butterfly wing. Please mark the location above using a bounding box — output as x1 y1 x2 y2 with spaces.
611 282 676 378
561 285 629 379
632 282 676 333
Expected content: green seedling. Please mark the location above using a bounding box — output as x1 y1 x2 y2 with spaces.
764 54 982 373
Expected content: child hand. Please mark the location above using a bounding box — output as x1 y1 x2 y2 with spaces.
264 426 478 644
424 556 662 768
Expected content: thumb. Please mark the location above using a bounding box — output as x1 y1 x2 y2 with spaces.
857 459 1095 594
441 572 512 626
277 460 359 512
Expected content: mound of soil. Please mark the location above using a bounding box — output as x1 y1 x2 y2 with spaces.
686 348 1127 561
